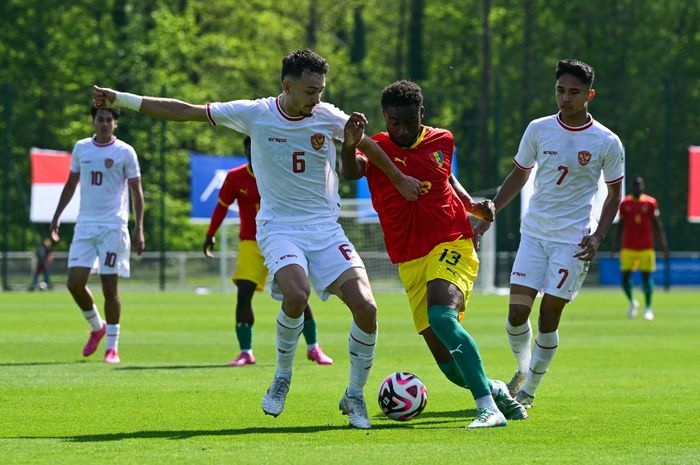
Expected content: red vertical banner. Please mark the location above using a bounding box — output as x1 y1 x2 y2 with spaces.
689 146 700 223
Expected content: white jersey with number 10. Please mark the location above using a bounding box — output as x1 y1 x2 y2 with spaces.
207 96 349 225
514 114 625 244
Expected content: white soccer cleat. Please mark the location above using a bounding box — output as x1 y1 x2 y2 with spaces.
339 390 371 429
492 380 528 420
643 308 655 320
627 299 639 319
515 390 535 409
262 377 290 417
506 370 527 397
467 408 507 429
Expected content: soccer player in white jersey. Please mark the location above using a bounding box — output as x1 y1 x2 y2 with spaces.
92 49 421 429
474 59 624 409
50 107 144 364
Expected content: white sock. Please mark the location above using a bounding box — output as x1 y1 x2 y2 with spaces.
307 342 319 351
506 319 532 374
106 324 120 351
275 308 303 380
82 305 104 331
522 330 559 396
347 321 376 397
475 393 500 413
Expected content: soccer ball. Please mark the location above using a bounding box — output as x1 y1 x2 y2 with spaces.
377 371 428 421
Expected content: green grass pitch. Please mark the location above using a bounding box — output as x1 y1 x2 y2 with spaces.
1 288 699 465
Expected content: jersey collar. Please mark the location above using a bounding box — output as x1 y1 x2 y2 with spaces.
92 135 116 147
409 126 428 149
275 95 309 121
556 113 594 132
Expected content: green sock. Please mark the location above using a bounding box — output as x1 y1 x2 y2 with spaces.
427 305 490 399
438 360 470 390
236 323 253 351
622 276 633 301
302 318 317 346
642 276 654 307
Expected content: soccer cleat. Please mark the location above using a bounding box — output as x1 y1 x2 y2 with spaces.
104 349 120 364
82 324 106 357
515 390 535 409
228 352 256 367
339 390 371 429
262 377 290 417
643 308 655 321
492 380 528 420
307 346 333 365
467 408 507 429
627 299 640 319
506 370 527 397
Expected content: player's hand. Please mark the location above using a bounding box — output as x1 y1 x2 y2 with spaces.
575 233 602 261
132 227 145 256
470 199 495 222
395 175 422 201
203 235 215 258
49 220 60 242
93 85 117 109
343 112 367 147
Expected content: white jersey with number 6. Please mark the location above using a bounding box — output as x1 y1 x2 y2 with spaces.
70 136 140 226
514 114 624 244
207 97 349 225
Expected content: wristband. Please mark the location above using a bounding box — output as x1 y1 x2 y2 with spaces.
114 91 143 111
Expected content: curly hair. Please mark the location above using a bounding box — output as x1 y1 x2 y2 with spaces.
556 59 595 87
380 80 423 109
281 49 329 81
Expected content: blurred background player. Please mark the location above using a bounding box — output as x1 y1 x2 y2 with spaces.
613 175 669 320
203 136 333 366
49 107 144 364
339 80 527 428
29 237 54 291
474 59 624 409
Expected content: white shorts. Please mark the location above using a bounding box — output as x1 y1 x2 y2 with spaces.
68 224 131 277
510 233 589 301
256 221 365 301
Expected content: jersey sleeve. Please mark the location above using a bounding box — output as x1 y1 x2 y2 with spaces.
323 103 350 142
69 143 81 174
206 100 259 133
124 146 141 179
602 135 625 184
513 122 538 170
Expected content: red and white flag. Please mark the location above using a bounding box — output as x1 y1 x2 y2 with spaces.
689 146 700 223
30 147 79 223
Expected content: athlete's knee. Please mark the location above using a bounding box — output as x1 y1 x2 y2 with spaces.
508 293 534 325
283 287 310 312
427 305 456 329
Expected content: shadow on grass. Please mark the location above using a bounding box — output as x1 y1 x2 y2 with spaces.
0 361 87 367
115 364 234 371
13 418 468 442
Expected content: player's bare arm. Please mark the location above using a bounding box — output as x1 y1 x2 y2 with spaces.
473 165 531 237
575 180 622 261
356 136 421 201
93 85 209 122
49 172 80 242
449 174 495 222
653 214 670 259
128 177 145 255
339 113 368 180
612 217 624 257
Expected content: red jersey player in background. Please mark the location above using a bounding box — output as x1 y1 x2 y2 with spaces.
339 80 527 428
203 136 333 366
612 176 669 320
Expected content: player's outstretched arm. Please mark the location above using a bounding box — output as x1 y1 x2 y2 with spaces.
576 181 622 261
128 177 145 255
449 174 495 222
93 85 209 122
49 172 79 242
357 136 421 201
491 165 531 214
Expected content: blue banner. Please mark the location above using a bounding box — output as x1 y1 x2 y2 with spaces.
189 152 247 222
599 257 700 285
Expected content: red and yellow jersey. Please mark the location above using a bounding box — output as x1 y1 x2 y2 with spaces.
360 126 473 264
619 194 658 250
207 164 259 240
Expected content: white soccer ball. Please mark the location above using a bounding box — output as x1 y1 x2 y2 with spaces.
377 371 428 421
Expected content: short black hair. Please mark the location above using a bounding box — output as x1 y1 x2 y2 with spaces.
91 106 120 119
556 59 594 87
380 80 423 109
281 49 329 81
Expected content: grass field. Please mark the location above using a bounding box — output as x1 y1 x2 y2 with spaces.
1 289 699 465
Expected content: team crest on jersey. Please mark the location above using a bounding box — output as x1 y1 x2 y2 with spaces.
578 151 591 166
432 150 444 168
310 133 325 150
104 158 114 169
